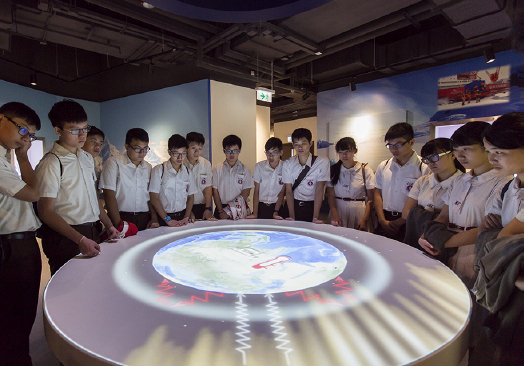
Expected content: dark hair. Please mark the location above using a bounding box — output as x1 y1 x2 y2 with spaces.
222 134 242 149
168 134 188 150
48 99 87 128
125 128 149 145
265 137 283 151
331 137 358 185
0 102 41 130
87 126 105 140
291 128 312 143
384 122 414 142
483 112 524 149
186 132 205 145
451 121 490 147
421 138 465 173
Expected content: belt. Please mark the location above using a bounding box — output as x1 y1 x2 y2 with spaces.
335 196 366 202
0 231 36 240
120 211 148 216
73 222 96 227
448 223 476 231
261 202 276 206
384 210 401 217
295 200 314 207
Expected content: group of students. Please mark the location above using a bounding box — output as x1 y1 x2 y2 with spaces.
0 97 522 365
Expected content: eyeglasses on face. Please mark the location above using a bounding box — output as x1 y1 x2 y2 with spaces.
265 150 281 157
385 141 409 149
422 151 452 164
61 125 91 135
224 149 240 154
4 115 37 141
169 150 187 157
130 146 150 154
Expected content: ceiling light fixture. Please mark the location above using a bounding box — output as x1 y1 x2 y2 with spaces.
483 46 495 63
30 71 37 86
350 79 356 91
141 2 155 9
302 91 310 101
314 51 323 56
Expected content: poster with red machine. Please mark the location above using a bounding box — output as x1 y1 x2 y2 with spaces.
437 65 510 110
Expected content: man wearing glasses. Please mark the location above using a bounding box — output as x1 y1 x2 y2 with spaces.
100 128 158 231
212 134 254 219
36 99 119 276
373 122 430 241
0 102 42 365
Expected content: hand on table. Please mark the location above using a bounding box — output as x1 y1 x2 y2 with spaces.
78 236 100 256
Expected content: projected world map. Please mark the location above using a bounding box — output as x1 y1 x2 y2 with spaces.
152 231 347 294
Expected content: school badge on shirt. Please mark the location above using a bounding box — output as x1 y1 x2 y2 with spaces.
307 180 314 186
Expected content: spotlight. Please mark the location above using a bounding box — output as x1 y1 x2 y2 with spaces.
141 2 154 9
30 72 37 86
484 47 495 63
302 92 310 101
350 80 356 91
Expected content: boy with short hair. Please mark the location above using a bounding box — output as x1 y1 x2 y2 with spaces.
0 102 42 365
99 128 158 231
247 137 287 219
374 122 430 241
150 134 197 227
83 126 105 177
283 128 330 223
36 99 118 276
184 132 213 220
212 134 254 219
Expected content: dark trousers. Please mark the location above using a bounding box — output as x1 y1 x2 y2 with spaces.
40 223 100 276
192 203 206 220
374 210 406 242
257 202 288 219
0 234 41 366
293 200 314 222
120 211 151 231
159 210 185 226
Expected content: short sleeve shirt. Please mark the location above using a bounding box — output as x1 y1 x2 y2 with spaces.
408 170 462 212
99 153 152 213
373 152 430 212
150 161 197 213
212 160 254 204
486 176 523 227
183 157 212 205
253 160 285 204
516 209 524 223
0 146 41 234
35 142 100 225
442 169 511 228
282 154 330 201
326 162 375 200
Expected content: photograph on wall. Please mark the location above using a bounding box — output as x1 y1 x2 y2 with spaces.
437 65 510 110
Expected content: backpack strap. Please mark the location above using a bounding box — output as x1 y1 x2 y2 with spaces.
47 152 63 178
500 180 512 201
292 155 317 192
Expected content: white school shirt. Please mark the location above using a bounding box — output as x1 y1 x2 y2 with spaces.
408 170 463 212
486 176 523 227
212 160 254 204
183 157 212 205
150 161 198 213
373 152 430 212
253 160 285 204
0 146 41 234
516 209 524 223
442 169 510 228
326 162 375 199
35 142 100 225
99 153 152 213
282 154 330 201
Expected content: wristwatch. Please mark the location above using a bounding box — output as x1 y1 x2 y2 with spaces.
205 207 212 211
164 216 171 223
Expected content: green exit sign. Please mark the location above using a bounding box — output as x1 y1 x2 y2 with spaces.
256 89 274 102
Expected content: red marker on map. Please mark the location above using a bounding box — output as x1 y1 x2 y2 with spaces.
252 256 291 269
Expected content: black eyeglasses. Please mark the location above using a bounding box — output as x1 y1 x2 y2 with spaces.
421 151 451 164
4 116 37 141
169 150 187 157
385 141 409 149
224 149 240 154
130 146 150 154
61 125 91 135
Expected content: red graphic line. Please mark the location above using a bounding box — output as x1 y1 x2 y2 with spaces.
285 290 342 306
155 278 176 305
333 276 356 303
172 291 225 307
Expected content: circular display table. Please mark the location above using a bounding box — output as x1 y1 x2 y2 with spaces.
44 220 471 366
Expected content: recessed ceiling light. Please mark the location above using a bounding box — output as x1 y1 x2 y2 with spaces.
314 51 323 56
141 2 155 9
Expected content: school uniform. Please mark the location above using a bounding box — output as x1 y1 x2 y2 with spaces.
486 176 523 227
408 170 463 212
253 160 286 219
184 157 212 219
0 146 42 366
212 160 254 219
99 153 152 231
326 163 374 228
282 154 330 222
150 161 197 224
35 142 101 275
517 209 524 223
442 169 511 288
373 152 430 240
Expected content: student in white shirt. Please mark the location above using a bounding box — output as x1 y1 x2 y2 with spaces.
83 126 105 182
283 128 330 223
100 128 158 231
247 137 287 220
36 100 118 275
184 132 214 220
0 102 42 366
374 122 430 241
150 134 197 227
212 134 254 219
326 137 375 230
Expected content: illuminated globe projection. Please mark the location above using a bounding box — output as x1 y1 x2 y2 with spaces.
152 231 347 294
